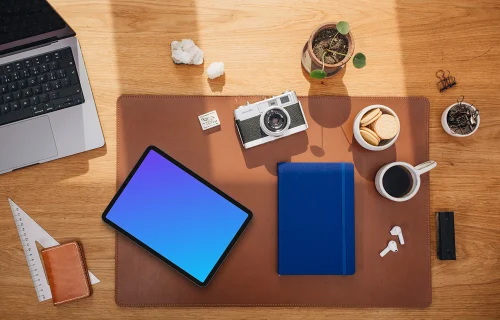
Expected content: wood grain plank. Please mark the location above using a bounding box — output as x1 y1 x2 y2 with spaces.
0 0 499 318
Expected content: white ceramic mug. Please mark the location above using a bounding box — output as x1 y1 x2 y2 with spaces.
375 161 437 202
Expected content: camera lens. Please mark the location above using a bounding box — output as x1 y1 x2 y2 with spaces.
263 109 288 133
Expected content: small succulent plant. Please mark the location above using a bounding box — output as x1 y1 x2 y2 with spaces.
310 21 366 79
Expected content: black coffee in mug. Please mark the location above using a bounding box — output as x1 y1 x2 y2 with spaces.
382 165 413 198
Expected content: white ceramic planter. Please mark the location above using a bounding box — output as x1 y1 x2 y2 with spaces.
441 102 480 137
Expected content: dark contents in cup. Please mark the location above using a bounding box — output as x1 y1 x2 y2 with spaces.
447 103 479 135
383 166 413 198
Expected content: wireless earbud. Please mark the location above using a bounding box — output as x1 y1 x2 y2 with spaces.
390 226 405 245
380 240 398 257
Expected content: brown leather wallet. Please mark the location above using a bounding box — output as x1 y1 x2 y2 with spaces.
41 242 92 305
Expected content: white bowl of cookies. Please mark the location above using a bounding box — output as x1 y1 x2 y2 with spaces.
353 105 400 151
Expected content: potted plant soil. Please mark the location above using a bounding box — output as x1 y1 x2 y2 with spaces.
301 21 366 78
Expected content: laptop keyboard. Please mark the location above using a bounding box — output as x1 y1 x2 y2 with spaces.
0 47 85 126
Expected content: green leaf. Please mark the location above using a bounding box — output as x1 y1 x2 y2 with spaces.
310 69 327 79
336 21 350 35
353 52 366 69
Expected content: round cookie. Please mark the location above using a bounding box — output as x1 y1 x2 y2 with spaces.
361 110 382 127
359 127 380 146
360 108 381 126
371 114 399 140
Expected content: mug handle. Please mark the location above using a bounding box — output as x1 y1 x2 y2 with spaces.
414 160 437 175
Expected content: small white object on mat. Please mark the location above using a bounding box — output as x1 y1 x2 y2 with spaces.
390 226 405 245
198 110 221 130
9 198 100 302
207 62 225 79
380 240 398 257
171 39 204 65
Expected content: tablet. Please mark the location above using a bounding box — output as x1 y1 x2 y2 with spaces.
102 146 252 287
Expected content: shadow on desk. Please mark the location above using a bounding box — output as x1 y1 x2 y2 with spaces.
241 131 309 176
7 144 108 185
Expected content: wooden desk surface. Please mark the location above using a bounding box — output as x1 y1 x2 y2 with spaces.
1 0 499 318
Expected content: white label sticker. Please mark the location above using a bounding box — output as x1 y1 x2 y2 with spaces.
198 110 221 130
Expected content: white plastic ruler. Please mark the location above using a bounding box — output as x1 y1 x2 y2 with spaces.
9 198 100 302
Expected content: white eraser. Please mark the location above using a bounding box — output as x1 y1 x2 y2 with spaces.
198 110 220 130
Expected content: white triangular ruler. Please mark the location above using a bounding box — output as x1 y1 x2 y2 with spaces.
9 198 100 302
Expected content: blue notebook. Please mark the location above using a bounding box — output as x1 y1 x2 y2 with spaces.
278 162 355 275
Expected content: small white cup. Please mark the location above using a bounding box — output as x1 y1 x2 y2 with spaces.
375 161 437 202
441 102 480 137
353 105 400 151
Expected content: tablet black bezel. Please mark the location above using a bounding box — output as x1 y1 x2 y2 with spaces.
102 145 253 287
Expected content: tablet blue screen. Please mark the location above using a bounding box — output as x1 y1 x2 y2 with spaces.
105 149 249 283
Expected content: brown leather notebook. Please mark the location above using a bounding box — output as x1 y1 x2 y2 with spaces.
41 242 92 305
116 95 431 307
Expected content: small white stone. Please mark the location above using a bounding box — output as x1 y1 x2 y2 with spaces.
171 39 204 65
207 62 225 79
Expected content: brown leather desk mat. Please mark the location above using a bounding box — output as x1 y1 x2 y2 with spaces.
115 95 431 307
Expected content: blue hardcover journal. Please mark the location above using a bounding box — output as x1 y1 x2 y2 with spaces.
278 162 355 275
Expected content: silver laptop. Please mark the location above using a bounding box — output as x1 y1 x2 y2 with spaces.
0 0 104 175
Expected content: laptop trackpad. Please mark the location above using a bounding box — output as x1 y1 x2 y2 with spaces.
0 116 58 172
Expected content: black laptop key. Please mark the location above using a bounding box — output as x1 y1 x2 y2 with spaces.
44 102 55 113
30 67 40 76
0 107 33 126
61 48 73 59
11 101 21 111
19 80 28 89
50 91 59 100
42 83 51 92
28 77 37 86
0 66 4 75
4 64 13 73
21 99 30 108
57 69 66 79
73 93 84 105
40 64 49 73
30 96 39 106
33 86 42 95
21 69 30 78
61 78 70 87
32 104 44 116
40 94 49 103
3 74 12 83
13 91 22 101
43 54 52 63
49 72 57 81
14 61 23 71
59 85 81 98
33 57 42 66
8 82 18 91
49 61 58 71
12 71 21 81
67 67 79 85
24 59 32 68
4 93 13 103
38 74 48 84
59 59 74 69
1 104 10 114
53 97 73 106
63 100 75 108
53 51 62 60
0 85 8 94
51 80 61 90
22 88 33 98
